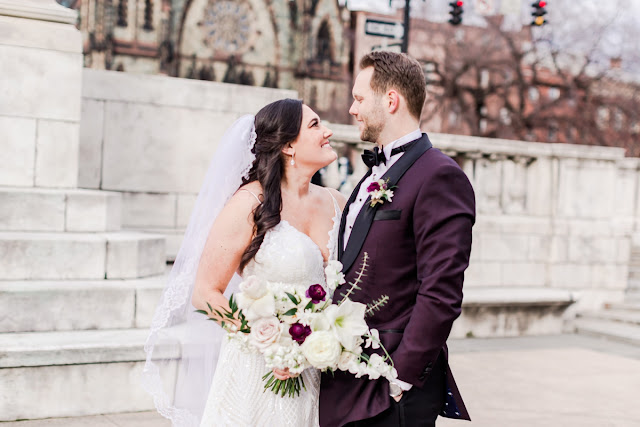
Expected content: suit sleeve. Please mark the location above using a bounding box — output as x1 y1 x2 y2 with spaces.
390 162 475 388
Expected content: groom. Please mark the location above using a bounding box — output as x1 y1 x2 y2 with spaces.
320 52 475 426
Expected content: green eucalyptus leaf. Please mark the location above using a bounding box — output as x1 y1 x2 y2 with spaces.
283 308 298 316
285 292 299 305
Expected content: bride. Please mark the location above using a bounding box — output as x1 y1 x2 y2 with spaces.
142 99 346 427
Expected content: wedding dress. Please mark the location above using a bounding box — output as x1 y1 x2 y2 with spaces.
199 190 341 427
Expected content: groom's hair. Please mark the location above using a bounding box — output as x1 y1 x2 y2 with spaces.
359 52 426 121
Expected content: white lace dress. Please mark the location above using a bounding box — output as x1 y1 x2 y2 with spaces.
200 195 340 427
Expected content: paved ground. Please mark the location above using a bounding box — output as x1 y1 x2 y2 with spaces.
3 334 639 426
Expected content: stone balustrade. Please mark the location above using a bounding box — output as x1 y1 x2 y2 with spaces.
78 70 639 314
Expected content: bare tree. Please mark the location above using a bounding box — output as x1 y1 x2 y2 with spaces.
417 1 640 155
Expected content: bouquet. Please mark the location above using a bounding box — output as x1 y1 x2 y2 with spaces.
197 253 397 397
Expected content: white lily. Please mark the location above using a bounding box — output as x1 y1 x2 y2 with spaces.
324 300 369 351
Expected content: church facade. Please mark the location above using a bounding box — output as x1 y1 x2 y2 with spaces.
64 0 353 123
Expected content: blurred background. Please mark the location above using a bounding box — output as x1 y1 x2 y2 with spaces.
1 1 639 425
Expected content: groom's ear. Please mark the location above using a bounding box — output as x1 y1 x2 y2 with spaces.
387 90 400 114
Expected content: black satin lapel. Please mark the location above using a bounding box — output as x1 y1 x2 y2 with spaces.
382 134 432 189
340 134 432 273
338 169 372 261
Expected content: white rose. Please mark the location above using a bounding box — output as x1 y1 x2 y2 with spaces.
244 292 275 320
250 317 282 351
235 293 252 311
337 351 357 371
239 276 268 300
301 331 342 370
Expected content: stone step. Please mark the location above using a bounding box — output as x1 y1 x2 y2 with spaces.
574 318 640 346
0 328 177 421
451 287 575 338
0 187 122 232
606 301 640 312
0 276 165 333
0 231 165 280
627 269 640 280
577 309 640 325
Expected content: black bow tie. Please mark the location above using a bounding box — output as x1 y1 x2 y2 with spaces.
361 139 418 168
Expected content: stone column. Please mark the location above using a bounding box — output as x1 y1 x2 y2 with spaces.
0 0 82 188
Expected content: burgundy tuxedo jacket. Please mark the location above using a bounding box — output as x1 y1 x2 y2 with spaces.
319 134 475 426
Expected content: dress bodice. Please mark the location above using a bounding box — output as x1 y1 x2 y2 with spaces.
242 194 340 287
200 190 341 427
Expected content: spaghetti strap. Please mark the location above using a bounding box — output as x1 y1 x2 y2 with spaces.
237 188 262 204
324 187 340 216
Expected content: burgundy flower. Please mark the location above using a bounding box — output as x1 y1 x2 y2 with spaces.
306 284 327 304
289 322 312 344
367 181 381 192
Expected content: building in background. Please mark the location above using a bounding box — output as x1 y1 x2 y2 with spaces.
60 0 354 123
352 2 640 155
59 0 640 154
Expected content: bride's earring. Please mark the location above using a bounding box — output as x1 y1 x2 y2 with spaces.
290 152 295 166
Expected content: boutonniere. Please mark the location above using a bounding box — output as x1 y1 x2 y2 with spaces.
367 178 396 207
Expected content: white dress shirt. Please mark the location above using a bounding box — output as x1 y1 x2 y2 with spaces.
342 129 422 393
342 129 422 249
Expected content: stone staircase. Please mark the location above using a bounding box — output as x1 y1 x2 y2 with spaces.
0 2 169 420
574 302 640 346
574 245 640 346
0 186 166 421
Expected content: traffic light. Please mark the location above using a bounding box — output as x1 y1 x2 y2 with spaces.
531 1 547 26
448 1 463 26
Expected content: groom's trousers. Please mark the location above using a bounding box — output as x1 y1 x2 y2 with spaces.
345 351 446 427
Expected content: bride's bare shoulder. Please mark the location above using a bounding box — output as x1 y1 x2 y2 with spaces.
235 181 264 204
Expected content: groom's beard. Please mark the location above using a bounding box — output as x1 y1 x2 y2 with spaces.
360 108 385 143
361 122 383 143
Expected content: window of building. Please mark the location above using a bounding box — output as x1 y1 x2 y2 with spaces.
528 87 539 102
117 0 128 27
597 107 610 129
548 87 560 100
479 118 487 133
499 107 511 125
448 110 458 126
614 109 624 131
143 0 153 31
480 69 489 89
316 20 332 62
548 122 558 142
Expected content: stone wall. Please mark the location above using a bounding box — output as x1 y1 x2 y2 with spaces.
79 69 297 256
78 72 639 312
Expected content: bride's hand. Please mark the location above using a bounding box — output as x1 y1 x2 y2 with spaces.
272 367 299 380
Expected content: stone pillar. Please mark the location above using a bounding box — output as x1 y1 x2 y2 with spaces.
0 0 82 188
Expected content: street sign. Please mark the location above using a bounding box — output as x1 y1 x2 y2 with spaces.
365 19 404 39
371 42 402 53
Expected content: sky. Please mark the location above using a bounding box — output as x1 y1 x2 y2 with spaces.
343 0 640 73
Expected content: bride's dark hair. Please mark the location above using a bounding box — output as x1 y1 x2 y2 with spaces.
239 98 303 271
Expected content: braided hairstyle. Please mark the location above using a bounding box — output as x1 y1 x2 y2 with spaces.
239 98 303 271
